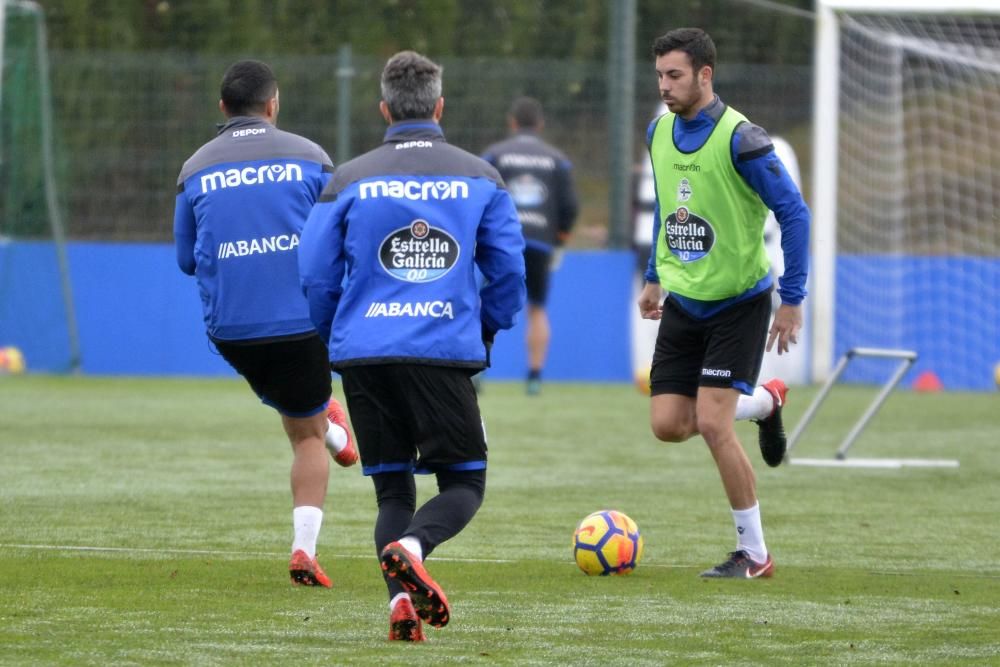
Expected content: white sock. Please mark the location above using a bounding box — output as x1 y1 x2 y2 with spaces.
398 535 423 562
292 505 323 558
732 503 768 564
325 422 348 453
389 592 410 611
734 386 776 421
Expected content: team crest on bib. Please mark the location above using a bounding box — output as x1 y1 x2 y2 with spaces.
677 178 692 202
379 219 460 283
665 206 715 262
508 174 549 207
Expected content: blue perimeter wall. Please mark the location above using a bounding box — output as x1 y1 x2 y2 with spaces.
3 242 998 390
0 241 635 382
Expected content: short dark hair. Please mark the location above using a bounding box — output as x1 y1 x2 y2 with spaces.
652 28 716 73
220 60 277 116
380 51 442 121
509 96 543 129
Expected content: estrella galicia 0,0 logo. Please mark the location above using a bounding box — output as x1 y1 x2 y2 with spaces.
379 220 460 283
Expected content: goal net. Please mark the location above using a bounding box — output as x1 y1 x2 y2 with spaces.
811 1 1000 390
0 0 79 372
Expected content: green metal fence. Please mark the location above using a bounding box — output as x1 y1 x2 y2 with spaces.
5 45 811 243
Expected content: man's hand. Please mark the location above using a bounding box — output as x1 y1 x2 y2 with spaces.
766 303 803 355
638 282 664 320
482 322 496 362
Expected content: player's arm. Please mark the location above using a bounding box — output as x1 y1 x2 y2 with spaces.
555 158 579 245
299 190 349 344
638 205 664 321
311 147 335 201
638 118 664 319
173 181 197 276
733 124 811 352
476 186 527 336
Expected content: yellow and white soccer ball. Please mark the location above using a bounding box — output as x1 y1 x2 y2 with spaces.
0 346 25 374
634 365 651 396
573 509 643 576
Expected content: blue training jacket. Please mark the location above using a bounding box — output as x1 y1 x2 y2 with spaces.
174 116 333 341
299 121 527 370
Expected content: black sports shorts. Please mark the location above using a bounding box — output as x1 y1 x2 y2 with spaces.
214 333 331 417
650 290 771 397
524 246 552 306
339 364 487 477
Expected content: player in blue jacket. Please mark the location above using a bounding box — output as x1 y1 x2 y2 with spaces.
173 60 357 588
300 51 526 642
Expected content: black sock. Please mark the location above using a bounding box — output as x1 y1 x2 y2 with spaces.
372 472 416 601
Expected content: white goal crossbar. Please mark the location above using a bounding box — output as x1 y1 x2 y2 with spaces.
786 347 959 469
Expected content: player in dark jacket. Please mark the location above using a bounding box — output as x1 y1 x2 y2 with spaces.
482 97 579 394
174 60 357 589
300 51 526 642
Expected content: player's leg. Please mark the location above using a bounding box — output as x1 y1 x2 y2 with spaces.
371 472 425 641
694 387 756 510
719 292 789 466
742 378 789 467
379 365 486 629
281 411 335 587
214 334 343 587
526 304 550 386
697 293 775 578
339 365 430 639
523 247 551 395
648 297 702 442
402 468 486 560
281 413 331 510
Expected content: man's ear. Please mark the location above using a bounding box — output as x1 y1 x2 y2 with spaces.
432 97 444 123
699 64 714 87
379 100 393 124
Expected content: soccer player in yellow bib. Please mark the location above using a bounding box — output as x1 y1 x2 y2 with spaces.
637 28 810 579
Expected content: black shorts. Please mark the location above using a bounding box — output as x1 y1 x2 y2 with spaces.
339 364 487 477
214 334 331 417
524 246 552 306
650 290 771 397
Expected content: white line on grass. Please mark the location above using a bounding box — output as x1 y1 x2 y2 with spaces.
0 542 517 564
0 542 697 569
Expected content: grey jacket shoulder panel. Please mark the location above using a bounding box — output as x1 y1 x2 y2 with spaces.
178 117 332 186
326 139 503 199
733 122 774 162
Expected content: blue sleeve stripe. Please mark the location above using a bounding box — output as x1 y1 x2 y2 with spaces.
736 144 774 163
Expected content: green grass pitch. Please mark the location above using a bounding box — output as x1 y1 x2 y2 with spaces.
1 374 998 665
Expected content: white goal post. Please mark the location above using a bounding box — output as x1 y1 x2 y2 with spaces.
810 0 1000 384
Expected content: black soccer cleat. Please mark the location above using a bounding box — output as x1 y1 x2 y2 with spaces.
699 550 774 579
753 378 788 467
